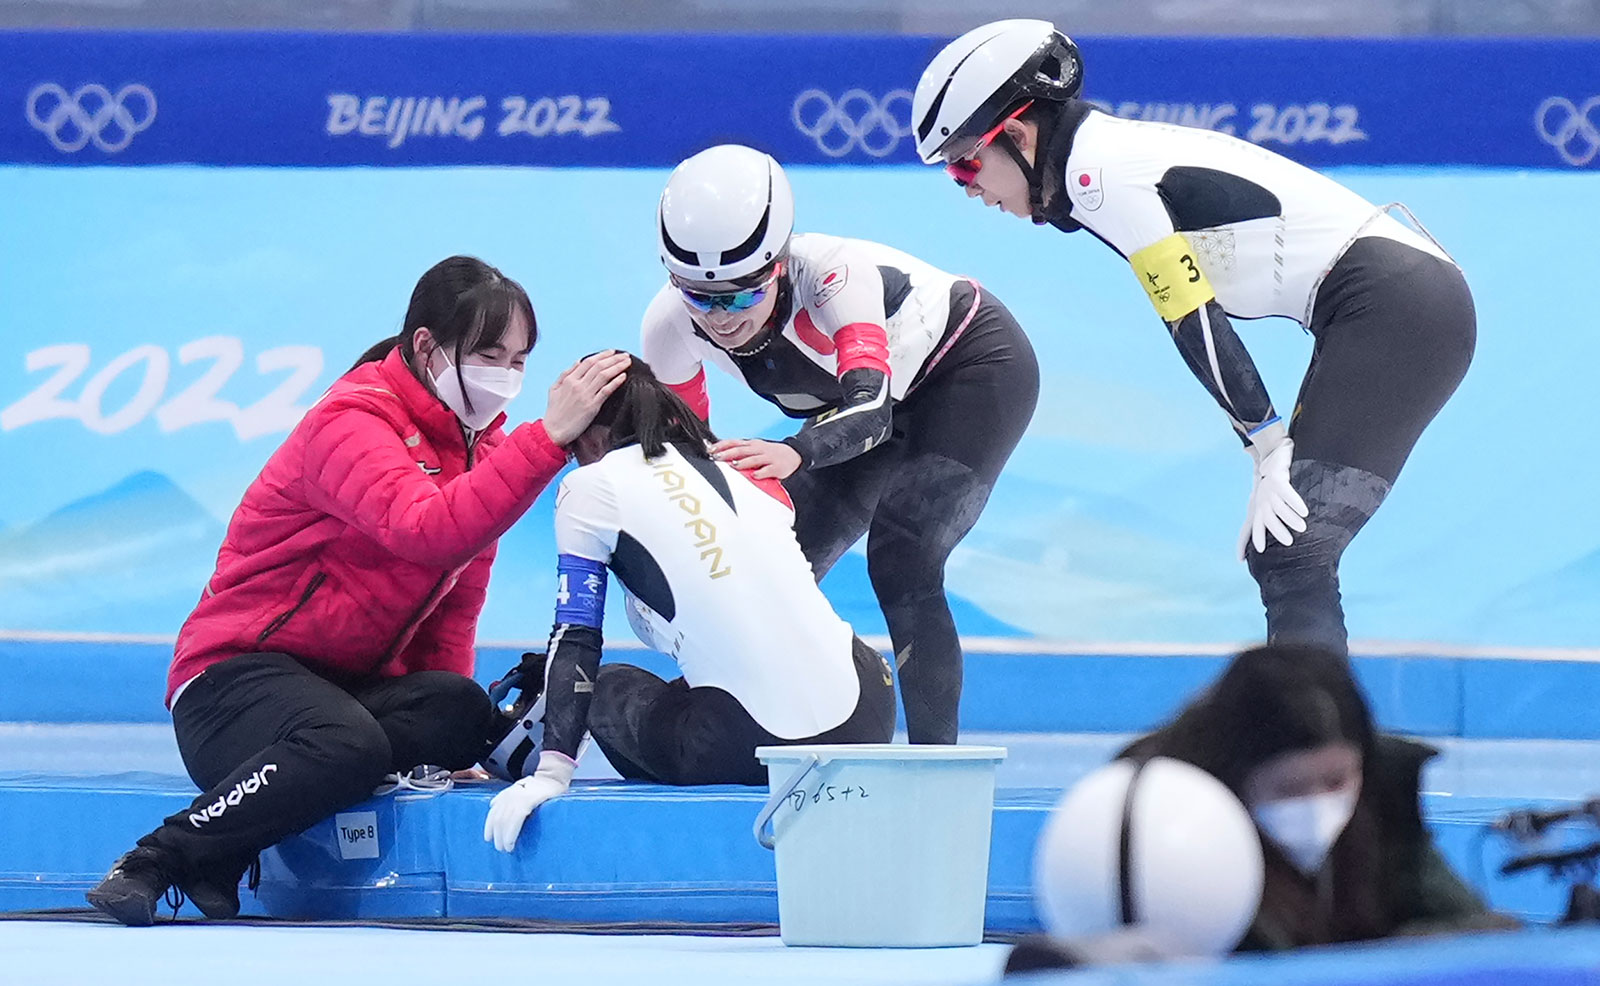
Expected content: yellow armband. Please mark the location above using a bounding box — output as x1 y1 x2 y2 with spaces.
1129 233 1215 321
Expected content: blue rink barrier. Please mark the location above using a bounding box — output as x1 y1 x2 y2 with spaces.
2 33 1598 169
0 771 1584 929
5 638 1600 739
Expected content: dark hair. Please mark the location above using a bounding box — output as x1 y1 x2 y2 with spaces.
1120 643 1377 797
1017 100 1058 126
352 256 537 415
589 355 718 460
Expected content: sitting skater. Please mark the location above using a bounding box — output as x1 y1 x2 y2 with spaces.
484 357 896 852
86 256 628 925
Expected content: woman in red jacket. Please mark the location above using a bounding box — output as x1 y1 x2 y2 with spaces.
87 255 628 926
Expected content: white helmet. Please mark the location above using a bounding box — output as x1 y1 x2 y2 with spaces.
1033 757 1264 959
658 144 795 285
480 655 548 782
912 19 1083 165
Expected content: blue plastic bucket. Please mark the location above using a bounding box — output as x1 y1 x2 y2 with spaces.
754 743 1007 947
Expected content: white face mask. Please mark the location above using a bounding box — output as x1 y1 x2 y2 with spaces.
430 352 523 432
1251 788 1358 876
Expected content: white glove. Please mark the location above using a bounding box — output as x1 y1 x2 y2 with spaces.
483 751 576 853
1238 420 1309 560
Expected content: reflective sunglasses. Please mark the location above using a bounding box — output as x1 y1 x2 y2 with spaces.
945 101 1034 188
679 266 782 313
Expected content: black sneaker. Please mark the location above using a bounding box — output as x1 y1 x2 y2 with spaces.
85 847 175 927
183 856 261 921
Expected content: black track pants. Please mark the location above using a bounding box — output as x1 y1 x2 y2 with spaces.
139 652 493 882
784 286 1039 744
587 637 896 786
1249 236 1476 655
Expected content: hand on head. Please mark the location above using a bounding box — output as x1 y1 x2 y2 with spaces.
543 351 630 446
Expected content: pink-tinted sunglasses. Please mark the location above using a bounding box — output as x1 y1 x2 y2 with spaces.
945 101 1034 187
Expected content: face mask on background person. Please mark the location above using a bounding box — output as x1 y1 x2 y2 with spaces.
1251 788 1359 875
431 351 523 432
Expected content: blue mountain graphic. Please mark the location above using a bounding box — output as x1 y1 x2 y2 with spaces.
0 471 226 634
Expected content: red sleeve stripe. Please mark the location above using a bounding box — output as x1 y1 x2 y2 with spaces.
743 471 794 512
833 322 891 376
793 309 837 355
666 367 711 421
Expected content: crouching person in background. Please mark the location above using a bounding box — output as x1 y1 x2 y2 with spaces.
87 256 629 925
483 357 896 853
1011 642 1514 973
1118 644 1513 950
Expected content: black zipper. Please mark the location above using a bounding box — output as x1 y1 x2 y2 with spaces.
256 572 327 644
383 571 450 659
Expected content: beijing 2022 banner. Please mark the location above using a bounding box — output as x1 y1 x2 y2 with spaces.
1 32 1598 170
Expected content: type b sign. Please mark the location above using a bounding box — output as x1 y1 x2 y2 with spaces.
334 811 380 860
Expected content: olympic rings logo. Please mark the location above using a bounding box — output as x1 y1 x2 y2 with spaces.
1535 96 1600 167
25 83 157 154
792 88 913 159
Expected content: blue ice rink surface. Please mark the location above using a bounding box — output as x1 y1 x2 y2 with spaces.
4 921 1600 986
8 723 1600 803
0 922 1013 986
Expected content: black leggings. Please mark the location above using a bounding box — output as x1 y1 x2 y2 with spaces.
1249 236 1476 654
587 637 896 786
140 652 492 883
782 285 1039 744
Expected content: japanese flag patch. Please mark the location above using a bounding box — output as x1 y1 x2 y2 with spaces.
813 265 849 306
1068 168 1104 211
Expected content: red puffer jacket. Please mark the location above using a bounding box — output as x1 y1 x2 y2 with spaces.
168 348 568 705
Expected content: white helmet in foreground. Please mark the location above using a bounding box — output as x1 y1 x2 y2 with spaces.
658 144 795 286
912 19 1083 165
1034 757 1264 959
480 654 548 782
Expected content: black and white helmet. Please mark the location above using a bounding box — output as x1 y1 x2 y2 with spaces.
480 653 548 782
658 144 795 286
912 19 1083 165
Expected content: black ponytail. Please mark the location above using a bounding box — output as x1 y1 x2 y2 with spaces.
591 356 718 460
350 334 402 372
